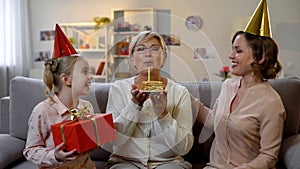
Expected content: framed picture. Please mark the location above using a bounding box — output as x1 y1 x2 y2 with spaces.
117 42 129 55
161 34 180 46
194 46 215 60
96 61 106 75
40 30 55 41
34 50 51 62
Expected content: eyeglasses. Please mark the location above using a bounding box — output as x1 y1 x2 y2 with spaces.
134 45 162 55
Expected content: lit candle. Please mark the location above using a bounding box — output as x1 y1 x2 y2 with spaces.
148 68 150 81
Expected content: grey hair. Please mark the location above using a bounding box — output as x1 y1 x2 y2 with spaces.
129 31 167 57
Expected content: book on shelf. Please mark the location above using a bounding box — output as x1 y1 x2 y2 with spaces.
96 61 106 75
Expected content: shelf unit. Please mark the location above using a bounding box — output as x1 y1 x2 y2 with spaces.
59 8 158 82
106 8 157 82
60 22 109 82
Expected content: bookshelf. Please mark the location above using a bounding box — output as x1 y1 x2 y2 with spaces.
106 8 157 82
60 22 109 82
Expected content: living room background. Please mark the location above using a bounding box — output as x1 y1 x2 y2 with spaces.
29 0 300 81
1 0 299 98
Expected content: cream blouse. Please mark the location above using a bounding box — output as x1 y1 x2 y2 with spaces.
198 78 286 169
106 76 194 168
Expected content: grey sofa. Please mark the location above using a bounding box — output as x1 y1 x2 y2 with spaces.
0 76 299 169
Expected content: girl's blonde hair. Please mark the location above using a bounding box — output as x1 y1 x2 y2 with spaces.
43 56 79 102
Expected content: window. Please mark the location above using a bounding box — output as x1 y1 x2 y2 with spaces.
0 0 29 97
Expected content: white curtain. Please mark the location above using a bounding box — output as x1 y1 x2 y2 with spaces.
0 0 31 98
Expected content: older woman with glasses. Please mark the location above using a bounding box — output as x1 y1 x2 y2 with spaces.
105 31 194 169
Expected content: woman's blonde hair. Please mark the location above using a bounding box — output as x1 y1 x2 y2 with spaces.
129 31 167 57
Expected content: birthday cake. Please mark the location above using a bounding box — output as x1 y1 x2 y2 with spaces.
141 68 164 92
141 81 164 91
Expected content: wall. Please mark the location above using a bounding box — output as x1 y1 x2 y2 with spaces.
28 0 300 82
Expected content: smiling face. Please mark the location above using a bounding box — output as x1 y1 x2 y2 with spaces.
71 57 92 97
228 34 255 77
130 37 166 72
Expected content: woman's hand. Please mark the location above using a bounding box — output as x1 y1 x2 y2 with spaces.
149 91 168 119
54 143 78 162
131 84 148 107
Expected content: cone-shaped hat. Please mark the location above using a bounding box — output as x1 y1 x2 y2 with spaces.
53 23 77 58
244 0 272 37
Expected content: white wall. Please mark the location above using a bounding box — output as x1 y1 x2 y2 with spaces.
28 0 300 82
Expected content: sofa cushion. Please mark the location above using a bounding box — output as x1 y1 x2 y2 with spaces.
90 144 112 161
10 76 46 140
270 77 300 139
181 82 222 165
279 134 300 169
180 82 222 108
5 160 36 169
81 82 111 114
0 96 10 134
0 134 26 169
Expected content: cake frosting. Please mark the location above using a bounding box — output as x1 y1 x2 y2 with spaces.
141 81 164 91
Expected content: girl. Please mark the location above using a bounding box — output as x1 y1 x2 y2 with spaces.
23 55 95 168
23 24 95 168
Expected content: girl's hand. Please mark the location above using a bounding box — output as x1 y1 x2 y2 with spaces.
131 84 148 107
54 143 78 162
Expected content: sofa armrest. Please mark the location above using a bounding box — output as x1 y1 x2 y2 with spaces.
0 96 10 134
0 134 26 169
279 134 300 169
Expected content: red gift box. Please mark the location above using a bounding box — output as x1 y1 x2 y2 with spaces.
51 113 115 153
